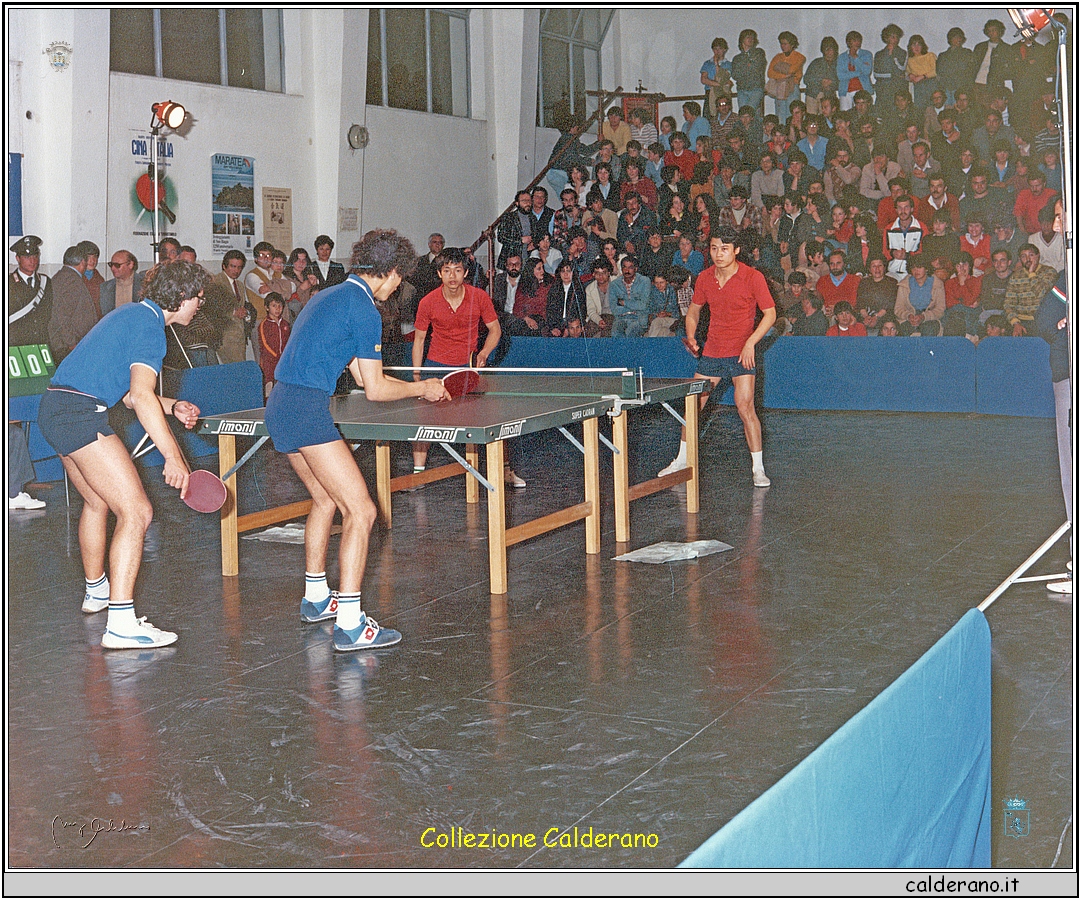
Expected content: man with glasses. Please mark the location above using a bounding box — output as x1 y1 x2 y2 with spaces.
99 249 145 315
36 260 209 650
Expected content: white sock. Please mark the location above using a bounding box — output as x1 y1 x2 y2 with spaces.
751 451 765 473
106 600 137 631
674 440 687 463
304 572 330 603
335 593 363 630
86 574 110 600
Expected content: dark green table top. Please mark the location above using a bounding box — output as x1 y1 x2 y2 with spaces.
198 375 707 445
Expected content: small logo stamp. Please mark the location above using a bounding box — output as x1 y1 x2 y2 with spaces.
1003 796 1030 838
498 421 524 439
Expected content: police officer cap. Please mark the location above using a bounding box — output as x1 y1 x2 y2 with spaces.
10 235 43 256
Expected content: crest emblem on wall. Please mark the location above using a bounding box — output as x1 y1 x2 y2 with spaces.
43 41 73 73
1003 796 1031 839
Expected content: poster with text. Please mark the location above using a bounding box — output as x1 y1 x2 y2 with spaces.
212 154 255 256
130 130 178 244
262 187 292 252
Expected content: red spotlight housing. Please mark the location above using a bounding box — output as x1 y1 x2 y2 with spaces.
1008 8 1056 40
152 101 186 130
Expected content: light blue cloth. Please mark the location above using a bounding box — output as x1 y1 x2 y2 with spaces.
682 115 712 150
837 48 874 98
682 608 992 868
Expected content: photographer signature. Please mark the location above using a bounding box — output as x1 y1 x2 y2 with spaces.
51 814 147 849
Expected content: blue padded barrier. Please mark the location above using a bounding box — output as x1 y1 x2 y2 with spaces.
121 361 265 466
681 609 992 868
500 336 697 379
8 393 64 482
760 336 977 413
975 336 1055 418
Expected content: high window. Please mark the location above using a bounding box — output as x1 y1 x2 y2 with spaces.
110 9 284 92
366 9 471 118
537 9 614 128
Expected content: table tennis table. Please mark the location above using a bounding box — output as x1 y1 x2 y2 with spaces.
198 369 707 594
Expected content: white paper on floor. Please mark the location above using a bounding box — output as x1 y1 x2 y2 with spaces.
613 539 733 564
243 523 307 544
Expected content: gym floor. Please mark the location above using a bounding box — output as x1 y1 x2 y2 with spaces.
6 407 1073 869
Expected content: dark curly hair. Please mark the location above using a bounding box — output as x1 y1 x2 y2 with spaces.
349 229 417 278
143 260 210 311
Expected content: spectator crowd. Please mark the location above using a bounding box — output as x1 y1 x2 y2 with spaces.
9 18 1068 397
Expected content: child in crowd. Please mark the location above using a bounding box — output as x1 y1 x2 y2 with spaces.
258 293 291 397
646 269 681 336
825 300 867 335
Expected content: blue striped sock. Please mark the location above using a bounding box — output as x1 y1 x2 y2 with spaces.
304 572 329 603
86 574 109 599
106 600 137 630
335 592 362 630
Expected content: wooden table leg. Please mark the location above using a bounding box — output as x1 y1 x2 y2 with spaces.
465 443 479 504
583 416 600 554
611 410 630 544
486 441 507 594
685 394 700 514
375 441 392 527
219 434 239 577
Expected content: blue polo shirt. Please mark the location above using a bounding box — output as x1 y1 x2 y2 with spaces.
50 299 166 406
274 274 383 393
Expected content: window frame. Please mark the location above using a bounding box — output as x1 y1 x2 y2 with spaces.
369 8 472 118
537 9 614 128
111 8 285 93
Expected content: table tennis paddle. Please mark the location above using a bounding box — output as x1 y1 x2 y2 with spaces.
184 469 227 513
681 336 702 358
442 368 482 399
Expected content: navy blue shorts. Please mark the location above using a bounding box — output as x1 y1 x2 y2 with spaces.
264 382 340 454
37 387 114 457
696 354 755 381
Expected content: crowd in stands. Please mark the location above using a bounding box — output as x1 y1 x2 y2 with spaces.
10 18 1068 406
521 18 1068 341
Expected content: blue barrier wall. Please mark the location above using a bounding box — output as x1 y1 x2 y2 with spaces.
681 609 992 868
975 336 1055 417
119 361 265 466
761 337 978 413
498 336 1053 417
9 393 64 482
9 339 1053 482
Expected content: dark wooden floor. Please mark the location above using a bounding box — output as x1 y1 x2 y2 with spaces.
7 407 1073 871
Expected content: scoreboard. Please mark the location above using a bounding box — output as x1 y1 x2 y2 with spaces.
8 344 55 397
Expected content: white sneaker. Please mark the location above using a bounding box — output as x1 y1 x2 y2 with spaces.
1047 578 1072 595
101 617 178 650
82 593 109 614
9 492 45 510
752 470 771 488
658 457 687 477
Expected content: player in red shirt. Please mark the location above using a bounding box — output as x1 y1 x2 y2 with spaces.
410 247 521 484
659 225 777 487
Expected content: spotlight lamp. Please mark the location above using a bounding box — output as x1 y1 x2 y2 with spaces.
152 101 187 130
1007 8 1056 40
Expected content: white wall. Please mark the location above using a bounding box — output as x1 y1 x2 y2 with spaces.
105 73 315 268
8 7 534 274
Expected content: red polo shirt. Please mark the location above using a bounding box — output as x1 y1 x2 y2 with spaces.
691 262 775 358
415 285 498 365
